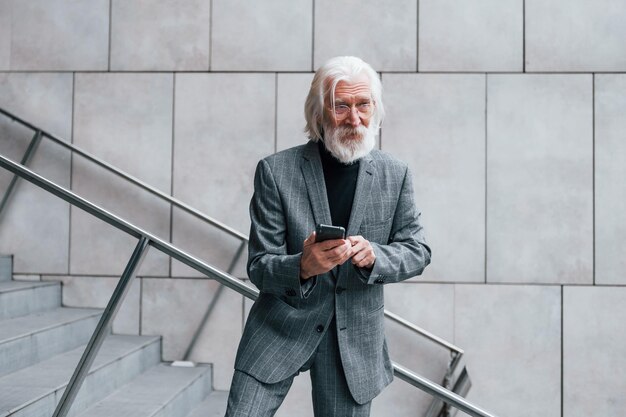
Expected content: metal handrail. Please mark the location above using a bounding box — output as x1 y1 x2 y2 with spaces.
0 106 465 362
0 153 256 298
53 237 150 417
0 106 249 363
0 151 499 417
0 107 247 242
0 106 477 415
0 129 42 220
1 107 461 358
0 106 461 354
385 310 464 354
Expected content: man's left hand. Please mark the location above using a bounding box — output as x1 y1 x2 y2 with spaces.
347 235 376 269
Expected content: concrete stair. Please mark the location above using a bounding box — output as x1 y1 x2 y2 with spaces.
187 391 229 417
0 256 11 282
0 281 62 320
0 307 101 376
0 255 225 417
79 364 212 417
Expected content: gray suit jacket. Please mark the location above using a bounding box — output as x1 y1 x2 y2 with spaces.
234 141 431 404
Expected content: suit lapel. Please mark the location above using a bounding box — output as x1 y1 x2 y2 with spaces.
301 141 332 228
301 142 376 281
346 153 375 238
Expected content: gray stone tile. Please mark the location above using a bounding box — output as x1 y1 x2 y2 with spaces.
141 278 244 390
374 283 455 416
314 0 417 71
487 75 593 284
595 75 626 285
0 0 9 70
277 73 314 152
41 275 140 335
382 74 486 283
455 284 561 417
526 0 626 71
564 286 626 416
71 73 173 277
0 73 73 274
211 0 312 71
0 255 11 281
72 73 173 200
110 0 210 71
172 73 274 277
419 0 523 71
10 0 109 70
0 73 73 139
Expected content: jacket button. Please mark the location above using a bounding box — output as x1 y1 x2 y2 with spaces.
316 325 324 333
335 286 345 294
374 278 385 284
285 289 297 297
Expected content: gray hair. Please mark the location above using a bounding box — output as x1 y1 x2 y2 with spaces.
304 56 384 141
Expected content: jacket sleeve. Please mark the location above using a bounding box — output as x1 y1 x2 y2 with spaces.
356 166 431 284
246 159 317 298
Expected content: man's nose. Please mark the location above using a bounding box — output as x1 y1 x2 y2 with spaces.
346 107 361 127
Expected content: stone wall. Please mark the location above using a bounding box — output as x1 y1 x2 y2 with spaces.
1 1 625 416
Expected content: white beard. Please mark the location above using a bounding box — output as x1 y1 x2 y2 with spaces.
322 122 377 164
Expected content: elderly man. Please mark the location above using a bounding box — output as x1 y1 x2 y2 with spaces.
225 56 431 417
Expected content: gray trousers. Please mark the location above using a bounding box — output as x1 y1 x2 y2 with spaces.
225 317 372 417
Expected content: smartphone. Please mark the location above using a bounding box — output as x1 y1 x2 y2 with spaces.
315 224 346 242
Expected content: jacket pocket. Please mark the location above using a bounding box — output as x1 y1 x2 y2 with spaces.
367 303 385 315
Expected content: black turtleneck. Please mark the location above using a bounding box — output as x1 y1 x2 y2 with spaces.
318 141 360 230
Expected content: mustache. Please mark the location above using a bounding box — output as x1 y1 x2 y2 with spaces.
333 125 369 139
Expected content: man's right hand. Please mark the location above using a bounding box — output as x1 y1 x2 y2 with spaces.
300 231 353 279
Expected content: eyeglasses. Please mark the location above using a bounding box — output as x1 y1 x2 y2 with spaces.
329 101 374 120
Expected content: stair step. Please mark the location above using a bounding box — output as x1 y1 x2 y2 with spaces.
0 307 101 377
187 391 229 417
0 334 161 417
0 280 61 320
0 257 10 282
79 363 212 417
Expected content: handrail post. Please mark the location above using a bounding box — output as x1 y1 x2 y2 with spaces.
52 237 151 417
0 130 42 220
183 240 246 361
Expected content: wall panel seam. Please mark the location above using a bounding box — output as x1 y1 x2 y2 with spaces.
169 73 176 278
108 0 112 72
416 0 420 72
209 0 213 71
592 73 596 286
68 71 76 275
274 73 278 153
523 0 526 73
484 74 488 284
311 0 315 71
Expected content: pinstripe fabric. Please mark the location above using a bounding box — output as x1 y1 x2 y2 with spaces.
225 318 371 417
231 141 431 410
225 371 293 417
309 318 372 417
